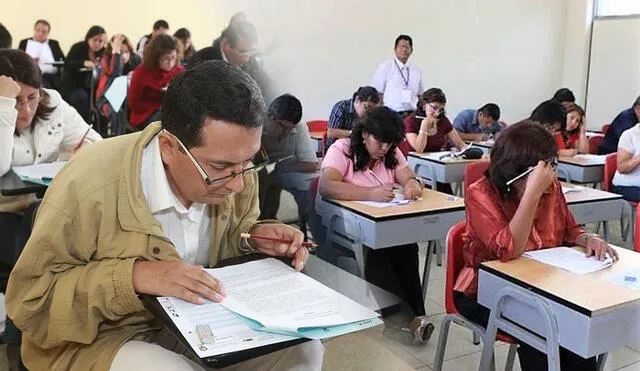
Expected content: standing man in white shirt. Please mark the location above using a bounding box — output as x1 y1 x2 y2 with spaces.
18 20 65 92
371 34 425 117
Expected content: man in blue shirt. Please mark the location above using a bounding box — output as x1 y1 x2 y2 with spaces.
598 96 640 155
452 103 503 142
327 86 380 147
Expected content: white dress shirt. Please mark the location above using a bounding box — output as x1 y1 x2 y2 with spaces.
25 39 57 74
371 57 425 112
140 135 212 266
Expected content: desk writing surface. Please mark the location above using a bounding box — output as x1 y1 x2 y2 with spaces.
562 183 622 203
408 151 485 164
481 246 640 315
323 188 464 220
558 155 605 167
309 131 325 140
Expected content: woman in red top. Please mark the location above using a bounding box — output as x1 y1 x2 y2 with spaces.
96 34 140 135
401 87 466 154
401 88 465 193
455 121 617 370
128 34 184 130
555 102 589 155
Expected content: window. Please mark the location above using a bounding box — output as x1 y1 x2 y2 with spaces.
597 0 640 17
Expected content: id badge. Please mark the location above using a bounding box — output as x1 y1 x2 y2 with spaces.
400 89 412 104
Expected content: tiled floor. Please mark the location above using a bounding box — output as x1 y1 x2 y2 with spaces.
276 191 640 371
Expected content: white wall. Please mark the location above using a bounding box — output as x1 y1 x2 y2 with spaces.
2 0 237 57
561 0 595 106
247 0 569 124
586 16 640 128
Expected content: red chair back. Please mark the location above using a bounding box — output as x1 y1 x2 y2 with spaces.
308 177 320 214
307 120 328 157
463 160 490 196
306 120 328 132
588 136 604 154
445 222 467 314
601 124 611 135
603 153 617 192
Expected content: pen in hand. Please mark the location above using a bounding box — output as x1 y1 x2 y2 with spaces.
240 233 317 248
73 125 93 152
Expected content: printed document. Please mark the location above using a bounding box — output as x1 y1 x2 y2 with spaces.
524 247 613 275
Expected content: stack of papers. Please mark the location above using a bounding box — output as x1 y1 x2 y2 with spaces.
561 185 584 194
158 258 382 358
524 247 613 274
12 161 66 185
574 154 607 164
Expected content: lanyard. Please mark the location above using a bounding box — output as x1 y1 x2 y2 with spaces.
393 60 410 88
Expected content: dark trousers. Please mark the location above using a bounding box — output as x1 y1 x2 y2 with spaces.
436 182 454 195
612 185 640 202
365 244 425 316
42 73 64 93
454 292 597 371
0 202 40 347
70 88 90 122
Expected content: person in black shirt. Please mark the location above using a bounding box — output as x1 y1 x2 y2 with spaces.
63 25 106 121
18 19 65 92
598 96 640 155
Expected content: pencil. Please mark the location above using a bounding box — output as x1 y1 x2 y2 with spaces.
240 233 317 247
74 125 93 151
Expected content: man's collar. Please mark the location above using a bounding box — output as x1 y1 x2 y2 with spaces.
394 57 408 67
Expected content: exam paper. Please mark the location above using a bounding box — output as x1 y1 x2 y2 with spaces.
207 258 381 336
561 185 584 194
104 76 128 112
524 247 613 275
356 198 412 208
156 296 297 359
13 162 66 182
574 154 607 164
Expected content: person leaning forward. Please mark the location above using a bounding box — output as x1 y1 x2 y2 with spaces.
5 60 323 371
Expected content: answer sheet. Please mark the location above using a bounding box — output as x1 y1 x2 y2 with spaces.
524 247 613 275
156 296 297 359
12 161 66 183
207 258 381 336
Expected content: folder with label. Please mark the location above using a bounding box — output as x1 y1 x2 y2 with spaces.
151 258 382 367
12 161 67 185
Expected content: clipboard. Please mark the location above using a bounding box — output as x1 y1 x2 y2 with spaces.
140 254 308 369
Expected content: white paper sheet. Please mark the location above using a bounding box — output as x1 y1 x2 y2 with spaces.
207 259 380 334
561 185 585 194
12 161 66 181
24 39 43 59
604 268 640 290
156 296 296 359
104 76 128 112
356 198 412 208
524 247 613 275
574 154 607 164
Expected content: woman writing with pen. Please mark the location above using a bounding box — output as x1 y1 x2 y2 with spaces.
0 49 101 361
400 87 466 194
455 120 616 370
318 106 434 344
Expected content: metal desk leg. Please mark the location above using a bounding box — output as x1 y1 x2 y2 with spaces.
603 221 609 242
421 241 434 299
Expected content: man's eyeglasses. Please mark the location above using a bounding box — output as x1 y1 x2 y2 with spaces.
163 130 270 185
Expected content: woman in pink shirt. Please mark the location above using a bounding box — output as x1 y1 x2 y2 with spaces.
319 106 433 343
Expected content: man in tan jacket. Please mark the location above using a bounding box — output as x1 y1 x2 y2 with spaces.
5 61 323 370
